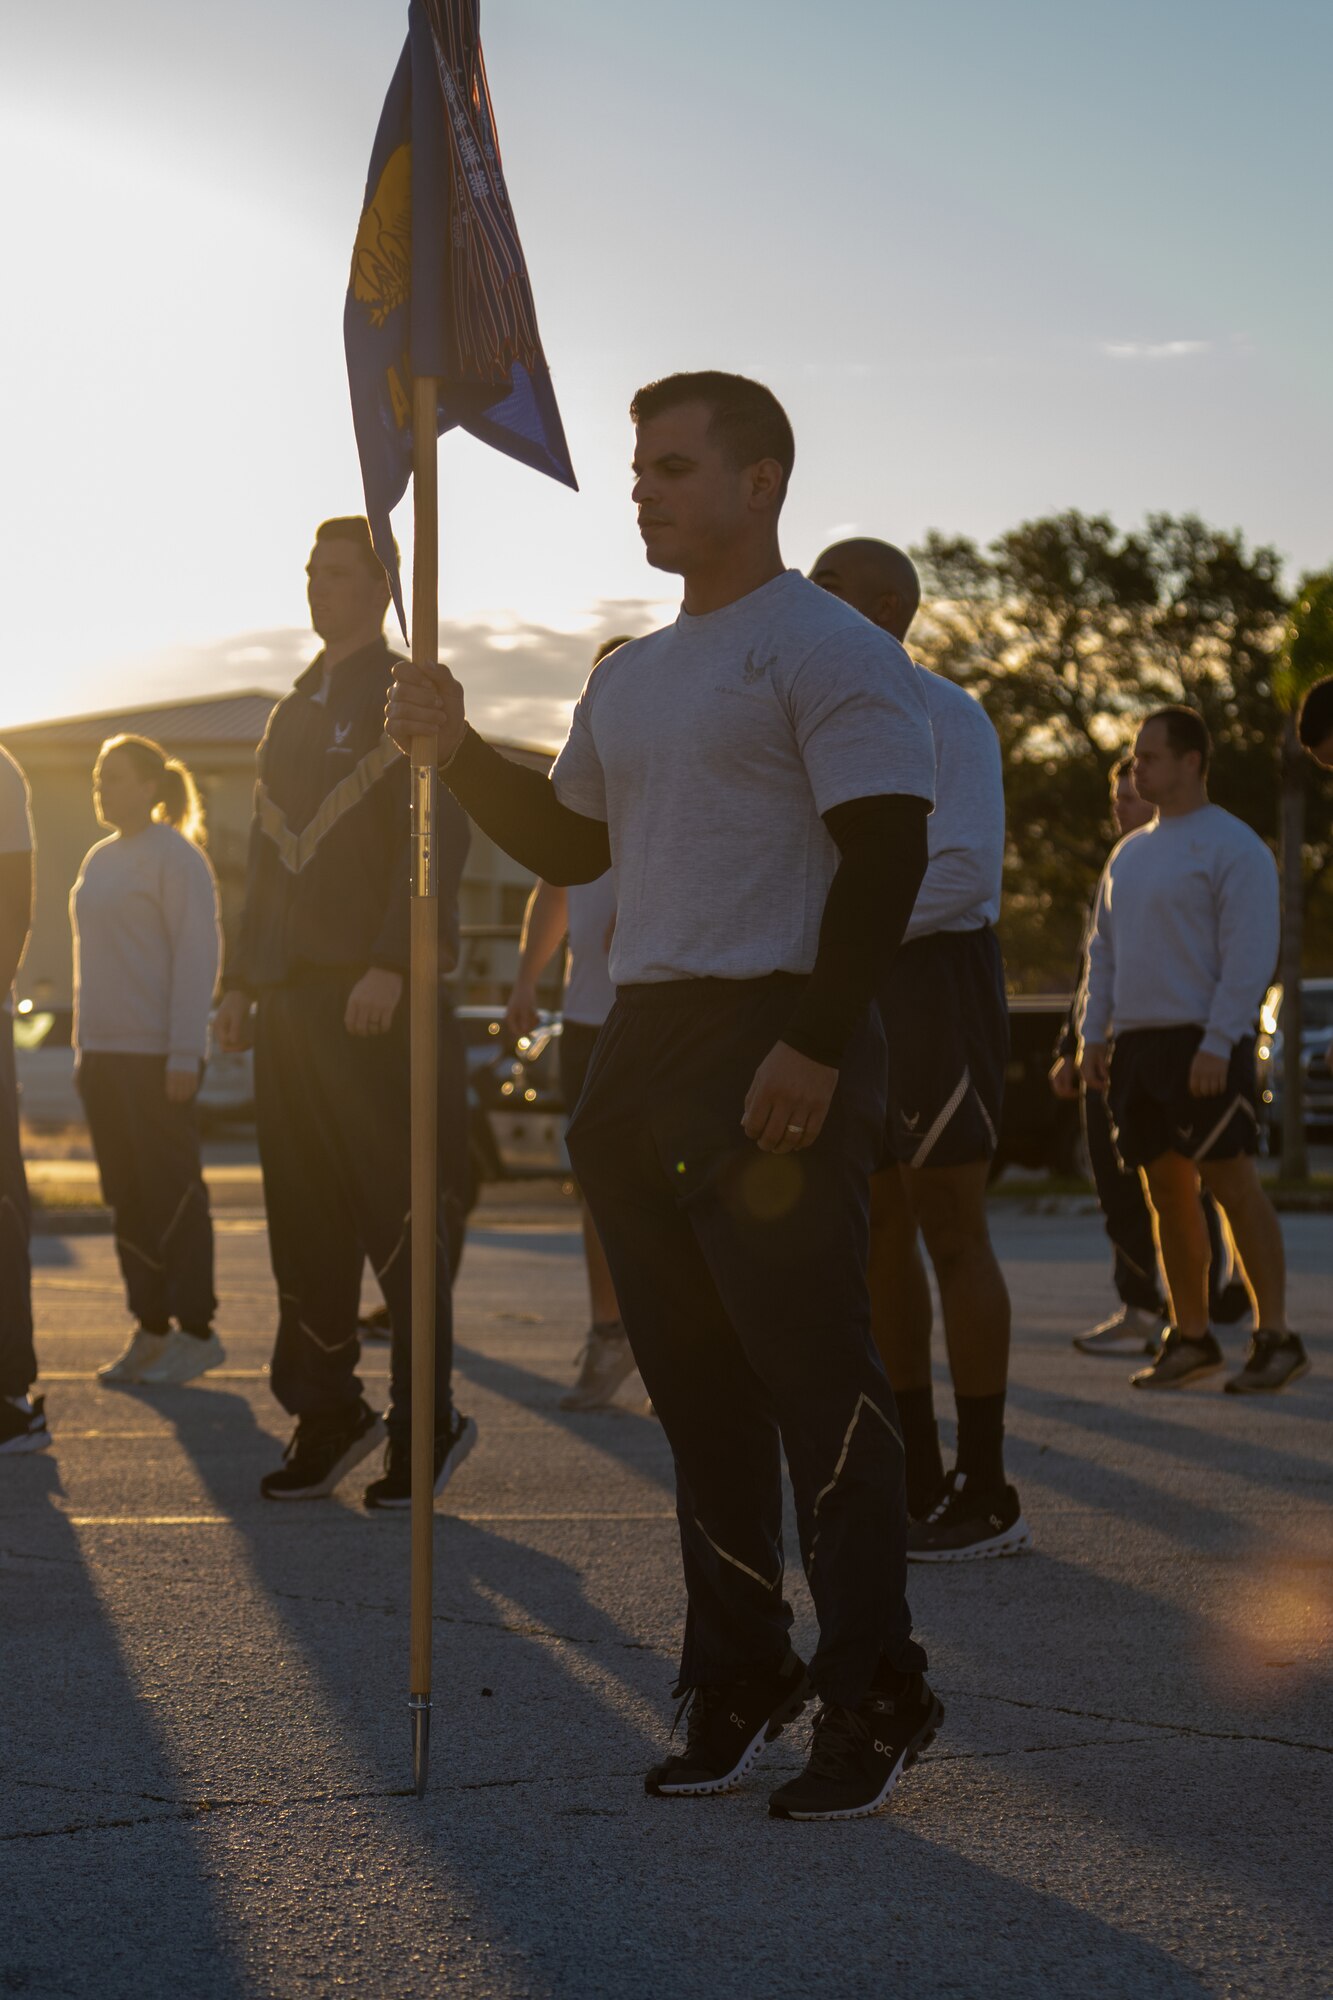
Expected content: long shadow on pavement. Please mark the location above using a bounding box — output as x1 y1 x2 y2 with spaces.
137 1381 695 1988
1006 1375 1333 1489
141 1381 1235 2000
1 1452 248 2000
454 1337 675 1496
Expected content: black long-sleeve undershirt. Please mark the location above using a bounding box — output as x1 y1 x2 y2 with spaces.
443 726 611 883
783 793 929 1067
441 726 929 1066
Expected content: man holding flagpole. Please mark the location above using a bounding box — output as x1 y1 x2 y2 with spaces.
387 370 946 1823
215 517 475 1508
342 0 580 1791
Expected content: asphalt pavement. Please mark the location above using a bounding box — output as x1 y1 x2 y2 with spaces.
3 1199 1331 1999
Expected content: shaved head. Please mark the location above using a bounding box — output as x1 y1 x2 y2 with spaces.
809 538 921 641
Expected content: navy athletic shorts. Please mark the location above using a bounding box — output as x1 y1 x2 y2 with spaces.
559 1018 602 1118
877 927 1009 1170
1108 1026 1259 1171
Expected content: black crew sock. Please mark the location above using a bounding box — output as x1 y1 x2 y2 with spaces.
894 1385 945 1518
954 1391 1007 1492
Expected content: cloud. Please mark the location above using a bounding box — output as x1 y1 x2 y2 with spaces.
1101 339 1211 361
123 600 671 753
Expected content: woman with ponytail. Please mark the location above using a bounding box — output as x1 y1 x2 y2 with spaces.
72 734 224 1386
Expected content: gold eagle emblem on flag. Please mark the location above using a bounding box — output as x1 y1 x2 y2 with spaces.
350 144 412 329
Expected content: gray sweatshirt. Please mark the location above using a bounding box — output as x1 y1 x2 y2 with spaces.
72 825 222 1064
905 666 1004 940
1079 803 1278 1058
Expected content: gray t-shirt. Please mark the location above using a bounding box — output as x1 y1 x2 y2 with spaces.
551 570 936 986
564 872 617 1027
905 667 1004 940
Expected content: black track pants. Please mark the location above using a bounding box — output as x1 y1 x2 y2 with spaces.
567 974 926 1708
0 1020 34 1396
77 1053 215 1334
1083 1085 1234 1315
256 975 452 1436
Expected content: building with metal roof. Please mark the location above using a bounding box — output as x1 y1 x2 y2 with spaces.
2 692 552 1008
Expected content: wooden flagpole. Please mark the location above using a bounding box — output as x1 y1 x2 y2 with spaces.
408 374 440 1797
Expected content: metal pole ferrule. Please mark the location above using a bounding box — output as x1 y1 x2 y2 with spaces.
412 761 437 899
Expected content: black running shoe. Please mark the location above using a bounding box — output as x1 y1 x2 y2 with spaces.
769 1674 944 1821
906 1469 1032 1563
0 1394 52 1456
1224 1330 1310 1395
644 1649 810 1798
363 1410 478 1510
1130 1327 1223 1390
260 1400 385 1500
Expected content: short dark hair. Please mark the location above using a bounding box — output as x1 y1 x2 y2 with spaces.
1298 675 1333 749
314 515 396 585
1110 752 1136 782
629 371 795 500
1142 704 1211 773
593 634 634 667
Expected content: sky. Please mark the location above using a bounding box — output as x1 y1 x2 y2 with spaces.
3 0 1330 747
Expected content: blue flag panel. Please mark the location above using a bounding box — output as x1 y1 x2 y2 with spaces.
345 0 577 628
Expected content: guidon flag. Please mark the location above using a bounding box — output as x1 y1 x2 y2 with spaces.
345 0 577 627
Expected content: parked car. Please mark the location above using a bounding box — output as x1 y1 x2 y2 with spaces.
13 999 256 1129
197 1036 255 1124
1255 978 1333 1150
992 995 1085 1181
455 1003 554 1074
10 985 1102 1185
457 1006 568 1181
466 994 1094 1186
12 1002 80 1126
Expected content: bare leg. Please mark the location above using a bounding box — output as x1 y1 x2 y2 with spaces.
1197 1156 1287 1331
1141 1152 1211 1340
583 1200 621 1325
908 1161 1010 1396
905 1160 1012 1495
559 1195 633 1411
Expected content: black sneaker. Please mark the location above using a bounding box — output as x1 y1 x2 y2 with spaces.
644 1649 810 1798
1224 1330 1310 1395
363 1410 478 1510
0 1394 52 1456
1130 1327 1224 1390
906 1469 1032 1563
769 1673 944 1821
260 1400 385 1500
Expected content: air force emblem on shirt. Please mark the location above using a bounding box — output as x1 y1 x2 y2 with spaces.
715 648 779 698
328 721 354 756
